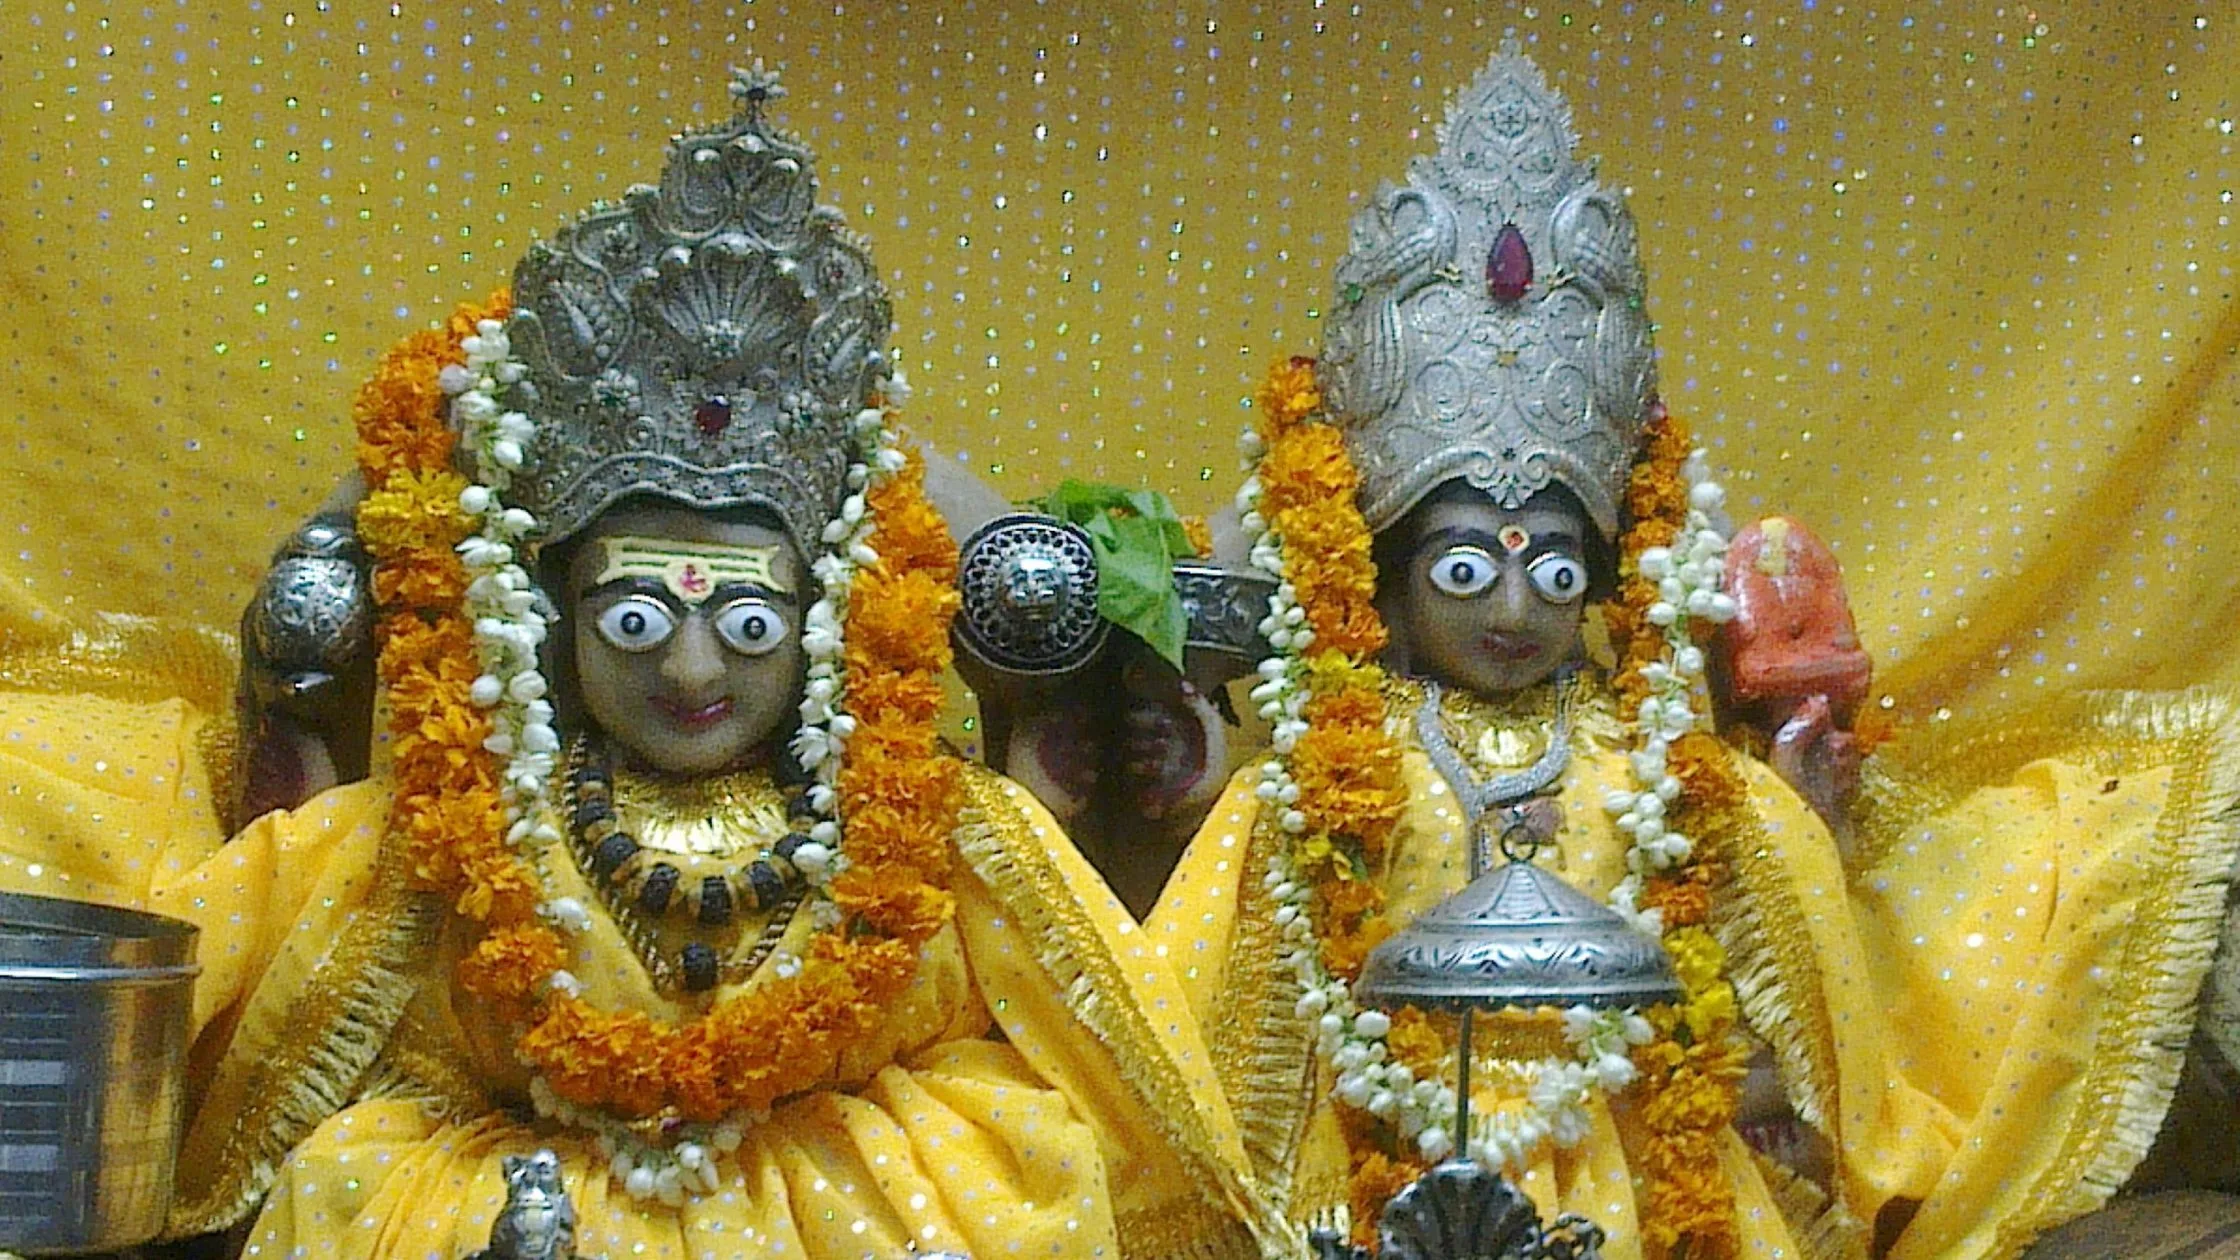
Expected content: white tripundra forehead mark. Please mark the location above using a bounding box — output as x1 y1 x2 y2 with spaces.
596 537 791 603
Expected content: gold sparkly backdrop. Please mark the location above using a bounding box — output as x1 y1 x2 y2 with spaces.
2 0 2235 724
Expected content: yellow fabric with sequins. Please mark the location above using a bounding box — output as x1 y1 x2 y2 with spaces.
1146 676 2240 1260
0 688 1276 1260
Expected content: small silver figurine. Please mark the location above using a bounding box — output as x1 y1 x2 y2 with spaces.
472 1150 577 1260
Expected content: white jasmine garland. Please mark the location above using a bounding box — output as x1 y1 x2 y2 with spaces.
528 1077 751 1205
1237 417 1736 1174
443 320 560 852
1603 449 1738 922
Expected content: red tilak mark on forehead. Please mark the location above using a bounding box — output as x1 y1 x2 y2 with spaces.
1497 524 1531 554
678 564 711 596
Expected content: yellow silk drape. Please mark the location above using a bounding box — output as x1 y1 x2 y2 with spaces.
1 0 2233 726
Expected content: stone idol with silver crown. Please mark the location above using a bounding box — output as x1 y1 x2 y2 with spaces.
180 56 1293 1260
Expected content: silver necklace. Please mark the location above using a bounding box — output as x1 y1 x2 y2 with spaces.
1416 673 1576 868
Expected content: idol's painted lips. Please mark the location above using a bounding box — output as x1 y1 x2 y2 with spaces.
1482 633 1543 663
654 696 734 730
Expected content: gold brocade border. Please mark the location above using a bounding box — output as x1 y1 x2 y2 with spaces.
357 1002 493 1123
0 612 244 824
1116 1202 1289 1260
1208 804 1320 1211
1753 1149 1872 1260
1703 757 1845 1141
164 858 442 1239
1851 690 2240 1259
952 765 1293 1259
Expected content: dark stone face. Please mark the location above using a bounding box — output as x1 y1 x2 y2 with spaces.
1392 488 1592 697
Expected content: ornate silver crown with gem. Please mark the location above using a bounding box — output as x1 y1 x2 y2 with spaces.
1320 41 1657 542
506 62 892 558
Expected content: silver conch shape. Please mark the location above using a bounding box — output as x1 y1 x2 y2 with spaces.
506 64 892 559
1307 1160 1607 1260
1321 40 1656 541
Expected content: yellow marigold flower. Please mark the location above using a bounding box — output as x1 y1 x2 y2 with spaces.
1683 982 1740 1042
354 327 459 480
357 468 472 561
1254 355 1324 434
831 867 957 946
1665 926 1728 996
843 567 958 675
1384 1006 1449 1077
863 455 960 582
456 922 565 1006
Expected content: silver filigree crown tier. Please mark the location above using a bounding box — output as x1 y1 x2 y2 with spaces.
505 64 892 558
1321 40 1657 542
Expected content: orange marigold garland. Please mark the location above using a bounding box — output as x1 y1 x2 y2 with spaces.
1602 402 1752 1259
1239 358 1751 1255
357 298 960 1192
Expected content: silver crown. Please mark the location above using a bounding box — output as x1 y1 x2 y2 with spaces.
1321 41 1656 541
506 63 893 558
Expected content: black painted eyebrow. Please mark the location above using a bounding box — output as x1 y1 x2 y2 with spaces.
585 578 797 612
1416 526 1506 557
1415 526 1583 558
704 581 793 605
587 575 682 606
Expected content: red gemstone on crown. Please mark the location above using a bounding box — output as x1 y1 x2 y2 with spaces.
1486 223 1534 303
693 396 732 436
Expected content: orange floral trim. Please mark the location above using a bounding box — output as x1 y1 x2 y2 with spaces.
1608 404 1749 1260
354 292 515 926
356 300 960 1137
1250 359 1407 985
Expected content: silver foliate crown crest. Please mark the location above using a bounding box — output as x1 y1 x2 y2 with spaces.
506 61 892 558
1321 41 1656 541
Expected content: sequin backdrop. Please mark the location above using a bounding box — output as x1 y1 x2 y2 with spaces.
2 0 2234 724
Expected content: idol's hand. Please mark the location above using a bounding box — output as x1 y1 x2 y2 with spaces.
1767 694 1862 849
1734 1030 1834 1191
1004 693 1104 825
1116 645 1227 825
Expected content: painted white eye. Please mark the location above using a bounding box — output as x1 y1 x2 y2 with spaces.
1427 546 1499 598
595 596 677 653
712 599 791 656
1526 553 1588 604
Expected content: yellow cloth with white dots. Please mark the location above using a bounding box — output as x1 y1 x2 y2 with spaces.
4 3 2238 733
1147 677 2240 1260
0 689 1274 1260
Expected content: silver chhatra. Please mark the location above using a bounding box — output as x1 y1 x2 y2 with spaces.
507 62 892 559
1321 39 1656 542
953 513 1109 675
1353 859 1684 1014
1374 678 1681 1012
468 1150 577 1260
1308 1159 1605 1260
